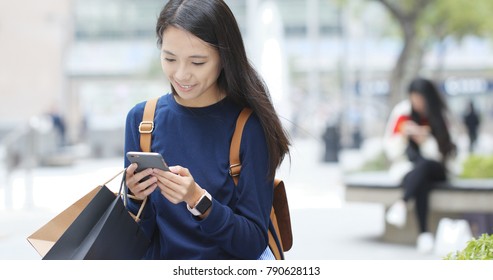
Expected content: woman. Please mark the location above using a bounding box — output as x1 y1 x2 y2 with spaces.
123 0 290 259
384 77 456 253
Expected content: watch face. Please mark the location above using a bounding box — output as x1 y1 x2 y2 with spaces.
195 196 212 214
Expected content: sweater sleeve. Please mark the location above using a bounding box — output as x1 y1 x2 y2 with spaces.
383 101 410 162
195 113 273 259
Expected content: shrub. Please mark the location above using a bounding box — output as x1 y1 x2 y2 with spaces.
358 152 390 172
460 155 493 179
444 233 493 260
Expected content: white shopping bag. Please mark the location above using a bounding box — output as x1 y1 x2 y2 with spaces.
434 218 473 257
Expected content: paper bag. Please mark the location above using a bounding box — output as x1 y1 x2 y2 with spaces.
27 187 101 257
27 171 150 260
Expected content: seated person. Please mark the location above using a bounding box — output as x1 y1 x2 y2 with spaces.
383 77 457 253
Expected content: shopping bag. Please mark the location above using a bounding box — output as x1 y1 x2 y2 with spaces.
434 218 473 257
27 170 150 259
27 186 101 257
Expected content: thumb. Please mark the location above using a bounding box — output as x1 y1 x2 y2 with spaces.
169 165 190 176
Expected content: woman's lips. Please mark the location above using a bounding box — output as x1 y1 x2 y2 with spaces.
175 80 195 92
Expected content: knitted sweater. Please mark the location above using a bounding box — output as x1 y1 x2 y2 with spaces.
124 93 273 259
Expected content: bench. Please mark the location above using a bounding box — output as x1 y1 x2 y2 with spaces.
343 171 493 244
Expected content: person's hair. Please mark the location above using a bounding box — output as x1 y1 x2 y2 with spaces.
408 77 456 161
155 0 290 179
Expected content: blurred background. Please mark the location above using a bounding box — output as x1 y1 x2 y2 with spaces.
1 0 493 260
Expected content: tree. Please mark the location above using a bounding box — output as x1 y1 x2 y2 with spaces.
371 0 493 107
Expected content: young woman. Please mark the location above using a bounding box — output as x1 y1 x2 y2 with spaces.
123 0 290 259
383 77 456 253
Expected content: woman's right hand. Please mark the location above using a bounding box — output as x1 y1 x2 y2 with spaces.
403 121 430 144
125 163 158 200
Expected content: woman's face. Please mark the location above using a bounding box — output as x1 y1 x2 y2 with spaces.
410 91 427 116
160 26 223 107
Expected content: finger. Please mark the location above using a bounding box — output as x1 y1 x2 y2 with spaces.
157 182 182 204
157 173 199 206
131 178 158 200
154 168 185 186
127 166 148 185
133 168 155 183
128 169 156 194
152 168 171 177
139 175 158 189
169 165 190 176
140 183 158 198
165 166 194 188
126 163 138 174
125 167 140 189
155 175 185 196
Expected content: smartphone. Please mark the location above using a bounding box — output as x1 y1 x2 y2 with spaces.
126 152 170 172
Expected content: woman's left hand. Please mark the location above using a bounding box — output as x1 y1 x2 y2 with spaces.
153 166 204 208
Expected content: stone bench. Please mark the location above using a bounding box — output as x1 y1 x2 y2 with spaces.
343 171 493 244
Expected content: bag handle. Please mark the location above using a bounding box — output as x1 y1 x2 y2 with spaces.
99 168 147 222
120 169 147 222
102 169 125 186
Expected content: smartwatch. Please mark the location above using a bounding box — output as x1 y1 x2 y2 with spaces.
187 190 212 216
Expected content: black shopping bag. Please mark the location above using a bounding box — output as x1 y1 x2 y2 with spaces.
32 170 150 260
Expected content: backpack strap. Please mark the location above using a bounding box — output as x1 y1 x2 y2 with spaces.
229 108 253 185
139 97 159 152
132 97 159 219
229 108 285 260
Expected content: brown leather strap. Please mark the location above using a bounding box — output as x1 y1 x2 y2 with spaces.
229 108 253 186
135 97 159 219
229 108 286 260
269 206 283 260
140 97 159 152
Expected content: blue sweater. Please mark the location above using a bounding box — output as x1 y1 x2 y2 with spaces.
124 93 273 259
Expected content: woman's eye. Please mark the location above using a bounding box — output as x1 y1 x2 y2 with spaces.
163 58 175 62
192 62 205 66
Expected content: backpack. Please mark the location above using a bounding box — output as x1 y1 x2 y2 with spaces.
139 98 293 260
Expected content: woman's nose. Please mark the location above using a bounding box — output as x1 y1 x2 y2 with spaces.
175 64 191 81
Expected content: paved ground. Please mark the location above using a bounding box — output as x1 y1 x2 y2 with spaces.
0 138 439 260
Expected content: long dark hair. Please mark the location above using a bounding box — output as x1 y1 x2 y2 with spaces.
408 77 456 162
155 0 290 179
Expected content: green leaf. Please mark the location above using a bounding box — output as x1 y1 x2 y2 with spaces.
444 234 493 260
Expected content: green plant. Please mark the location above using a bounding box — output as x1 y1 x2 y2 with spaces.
460 155 493 178
444 233 493 260
357 152 391 172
